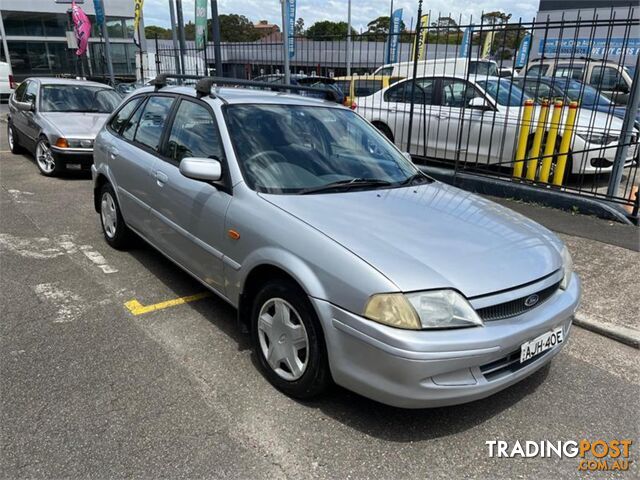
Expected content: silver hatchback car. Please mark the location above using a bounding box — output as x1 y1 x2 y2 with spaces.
92 77 581 408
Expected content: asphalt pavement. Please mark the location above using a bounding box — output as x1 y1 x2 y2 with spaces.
1 132 639 479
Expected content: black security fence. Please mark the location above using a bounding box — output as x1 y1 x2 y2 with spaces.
148 2 640 220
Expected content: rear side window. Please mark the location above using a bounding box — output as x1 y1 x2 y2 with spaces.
554 65 584 80
526 65 549 77
521 81 552 100
133 96 175 151
354 80 383 97
377 67 393 76
165 100 224 162
109 97 143 134
384 79 434 105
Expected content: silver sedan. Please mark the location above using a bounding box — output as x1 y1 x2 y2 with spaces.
7 78 121 176
92 81 580 408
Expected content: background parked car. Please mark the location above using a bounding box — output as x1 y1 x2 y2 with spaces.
7 78 122 176
359 75 637 177
525 58 633 105
0 61 14 102
334 75 404 108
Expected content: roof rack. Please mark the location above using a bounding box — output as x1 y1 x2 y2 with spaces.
151 74 341 103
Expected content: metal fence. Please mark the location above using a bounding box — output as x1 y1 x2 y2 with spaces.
147 2 640 220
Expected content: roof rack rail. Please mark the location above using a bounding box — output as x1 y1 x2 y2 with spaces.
151 74 341 103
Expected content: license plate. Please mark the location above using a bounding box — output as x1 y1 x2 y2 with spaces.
66 163 81 170
520 327 563 363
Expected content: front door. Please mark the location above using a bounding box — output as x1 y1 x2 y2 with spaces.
149 98 231 293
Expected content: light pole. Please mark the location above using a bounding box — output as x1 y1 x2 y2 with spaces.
175 0 188 76
210 0 223 76
168 0 182 75
280 0 291 84
346 0 352 76
97 0 115 85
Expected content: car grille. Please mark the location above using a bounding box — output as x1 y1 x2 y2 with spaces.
480 348 552 382
476 281 561 322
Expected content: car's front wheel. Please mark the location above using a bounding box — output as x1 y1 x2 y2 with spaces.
35 137 59 176
251 279 331 399
7 122 23 154
99 183 134 250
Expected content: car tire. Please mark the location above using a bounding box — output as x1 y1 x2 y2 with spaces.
34 137 60 177
7 122 24 154
251 278 331 400
99 183 134 250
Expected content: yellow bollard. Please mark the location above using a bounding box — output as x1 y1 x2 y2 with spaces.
552 101 579 186
526 99 550 181
513 99 535 178
539 100 564 183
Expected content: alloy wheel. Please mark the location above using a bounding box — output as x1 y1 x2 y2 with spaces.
7 125 14 151
257 298 309 381
101 192 118 239
36 140 55 174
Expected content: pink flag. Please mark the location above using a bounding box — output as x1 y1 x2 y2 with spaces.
71 1 91 56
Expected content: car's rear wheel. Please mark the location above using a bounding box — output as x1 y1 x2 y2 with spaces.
7 122 23 154
251 279 331 399
35 137 59 176
99 183 134 250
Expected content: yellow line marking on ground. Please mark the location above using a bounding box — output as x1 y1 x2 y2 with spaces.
125 292 212 316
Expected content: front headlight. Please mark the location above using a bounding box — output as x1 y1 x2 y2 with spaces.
363 289 483 330
56 137 94 149
575 132 618 145
560 245 573 290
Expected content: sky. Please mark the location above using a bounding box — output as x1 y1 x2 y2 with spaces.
143 0 540 32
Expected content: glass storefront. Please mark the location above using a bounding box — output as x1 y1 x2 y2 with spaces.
2 11 138 79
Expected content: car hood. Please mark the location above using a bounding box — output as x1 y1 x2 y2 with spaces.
41 112 111 139
260 182 563 298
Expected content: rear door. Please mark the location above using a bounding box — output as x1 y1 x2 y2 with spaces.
149 98 231 292
108 95 175 236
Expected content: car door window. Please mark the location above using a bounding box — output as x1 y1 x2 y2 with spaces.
522 81 551 101
353 80 383 97
133 96 175 151
23 81 38 105
440 79 481 107
384 79 434 104
590 66 621 89
554 65 584 80
13 81 28 101
526 65 549 77
122 98 146 141
165 100 224 163
109 96 144 134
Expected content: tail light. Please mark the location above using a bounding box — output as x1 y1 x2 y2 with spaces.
9 75 16 90
350 101 357 110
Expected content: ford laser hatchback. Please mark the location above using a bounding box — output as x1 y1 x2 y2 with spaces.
92 77 581 408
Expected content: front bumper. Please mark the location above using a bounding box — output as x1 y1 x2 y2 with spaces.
572 137 638 174
312 274 581 408
50 146 94 171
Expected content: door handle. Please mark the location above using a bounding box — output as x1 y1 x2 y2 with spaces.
155 171 169 185
438 114 449 119
108 148 119 159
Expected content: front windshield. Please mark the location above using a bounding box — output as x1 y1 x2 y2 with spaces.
476 79 533 106
225 105 423 194
41 85 121 113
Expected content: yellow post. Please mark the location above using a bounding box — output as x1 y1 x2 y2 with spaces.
553 101 579 186
526 100 550 181
539 100 564 183
513 99 535 178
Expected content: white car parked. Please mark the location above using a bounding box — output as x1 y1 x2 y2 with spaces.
359 75 638 176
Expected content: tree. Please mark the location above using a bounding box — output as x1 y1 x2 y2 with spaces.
481 11 512 26
431 16 461 33
294 18 304 35
305 21 357 39
145 25 172 39
362 15 407 41
215 14 261 42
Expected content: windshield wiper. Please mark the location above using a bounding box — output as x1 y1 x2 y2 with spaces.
299 178 392 195
398 172 432 186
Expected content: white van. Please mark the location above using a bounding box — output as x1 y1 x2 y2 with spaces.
0 62 14 101
373 58 500 78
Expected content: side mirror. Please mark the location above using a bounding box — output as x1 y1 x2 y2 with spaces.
616 82 630 93
498 69 512 78
14 100 35 112
179 157 222 182
467 97 492 111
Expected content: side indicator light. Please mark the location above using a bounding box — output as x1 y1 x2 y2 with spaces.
227 229 240 240
55 138 69 148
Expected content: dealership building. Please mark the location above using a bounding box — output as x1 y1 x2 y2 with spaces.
0 0 144 81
